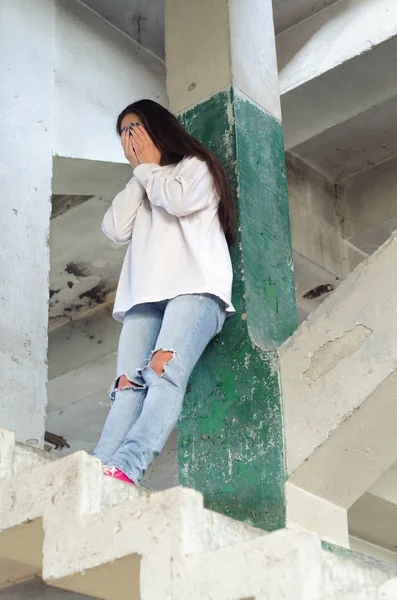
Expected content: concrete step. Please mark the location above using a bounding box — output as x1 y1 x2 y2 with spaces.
322 550 397 600
0 430 396 599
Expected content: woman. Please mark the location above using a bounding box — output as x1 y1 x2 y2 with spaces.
92 99 235 485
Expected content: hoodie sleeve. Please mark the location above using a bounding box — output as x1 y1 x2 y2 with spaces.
101 176 145 244
133 157 214 218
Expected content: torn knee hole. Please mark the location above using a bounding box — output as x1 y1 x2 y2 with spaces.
116 374 144 391
149 350 174 377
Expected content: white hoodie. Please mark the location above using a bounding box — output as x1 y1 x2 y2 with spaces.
102 156 234 322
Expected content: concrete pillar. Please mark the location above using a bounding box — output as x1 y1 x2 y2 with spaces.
166 0 296 529
0 0 55 446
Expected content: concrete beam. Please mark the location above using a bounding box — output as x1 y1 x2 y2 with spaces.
273 0 341 35
0 431 394 599
369 463 397 506
280 232 397 531
278 0 397 150
349 493 397 555
286 481 349 548
52 157 132 197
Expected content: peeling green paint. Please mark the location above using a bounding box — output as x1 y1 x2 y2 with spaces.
178 87 296 531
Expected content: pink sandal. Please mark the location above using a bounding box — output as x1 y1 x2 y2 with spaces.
103 465 136 485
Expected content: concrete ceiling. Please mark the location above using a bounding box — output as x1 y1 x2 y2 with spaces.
79 0 342 60
292 95 397 182
49 195 123 329
80 0 164 58
272 0 341 35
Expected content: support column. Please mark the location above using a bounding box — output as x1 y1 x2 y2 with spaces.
0 0 55 446
166 0 296 529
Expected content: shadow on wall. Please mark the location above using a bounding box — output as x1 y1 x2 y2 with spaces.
0 579 98 600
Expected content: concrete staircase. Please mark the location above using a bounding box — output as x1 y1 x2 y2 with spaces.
280 231 397 548
1 429 396 600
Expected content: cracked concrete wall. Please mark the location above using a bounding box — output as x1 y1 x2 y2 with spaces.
303 324 373 382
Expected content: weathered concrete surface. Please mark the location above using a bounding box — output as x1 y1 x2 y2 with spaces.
340 155 397 255
52 158 132 198
278 0 397 162
0 0 55 446
79 0 342 57
278 0 397 97
287 154 347 279
166 0 281 119
79 0 165 58
273 0 341 35
166 0 296 531
292 95 397 182
350 537 397 568
48 304 119 379
0 431 395 600
379 578 397 599
280 232 397 541
48 196 122 328
53 0 166 165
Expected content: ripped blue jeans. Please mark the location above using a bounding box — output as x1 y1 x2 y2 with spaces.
92 294 226 484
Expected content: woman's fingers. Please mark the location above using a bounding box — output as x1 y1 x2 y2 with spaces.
120 127 140 167
137 126 151 145
121 129 131 156
124 123 160 165
130 124 146 148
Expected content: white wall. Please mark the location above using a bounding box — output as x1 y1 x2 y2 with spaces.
287 154 347 278
339 155 397 255
0 0 55 445
53 0 167 164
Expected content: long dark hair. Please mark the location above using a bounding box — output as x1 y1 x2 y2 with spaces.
116 100 236 246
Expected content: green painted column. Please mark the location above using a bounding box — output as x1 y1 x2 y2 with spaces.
166 0 296 531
